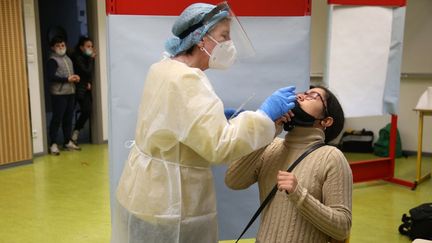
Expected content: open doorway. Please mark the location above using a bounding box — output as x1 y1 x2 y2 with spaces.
38 0 92 147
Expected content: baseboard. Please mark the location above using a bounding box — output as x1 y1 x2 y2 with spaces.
0 159 33 170
403 150 432 157
33 151 47 157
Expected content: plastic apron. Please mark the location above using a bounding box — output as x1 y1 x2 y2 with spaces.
115 58 275 243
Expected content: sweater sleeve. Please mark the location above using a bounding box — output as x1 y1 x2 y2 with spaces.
224 146 267 190
287 148 352 240
46 59 68 83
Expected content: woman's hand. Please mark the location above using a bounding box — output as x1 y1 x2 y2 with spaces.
275 110 294 124
277 170 298 194
91 50 97 58
274 111 294 136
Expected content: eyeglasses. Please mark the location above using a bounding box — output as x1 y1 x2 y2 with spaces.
302 91 329 118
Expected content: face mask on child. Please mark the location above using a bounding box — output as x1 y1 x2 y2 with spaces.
55 48 66 56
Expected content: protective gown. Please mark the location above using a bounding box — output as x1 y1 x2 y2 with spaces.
116 57 276 243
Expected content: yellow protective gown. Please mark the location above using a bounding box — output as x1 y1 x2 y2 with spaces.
116 57 275 243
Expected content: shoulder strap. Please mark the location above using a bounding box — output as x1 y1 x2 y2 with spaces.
235 142 325 243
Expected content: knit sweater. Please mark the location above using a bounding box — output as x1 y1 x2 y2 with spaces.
225 127 352 243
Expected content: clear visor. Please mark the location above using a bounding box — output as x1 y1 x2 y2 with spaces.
205 2 255 58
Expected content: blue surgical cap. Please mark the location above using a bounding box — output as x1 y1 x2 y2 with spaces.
165 3 229 56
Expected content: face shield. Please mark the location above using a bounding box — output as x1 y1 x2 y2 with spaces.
222 3 255 59
177 1 255 59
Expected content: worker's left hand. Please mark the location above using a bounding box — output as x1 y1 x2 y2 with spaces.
224 108 245 120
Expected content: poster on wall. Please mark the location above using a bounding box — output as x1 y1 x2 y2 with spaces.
107 0 311 240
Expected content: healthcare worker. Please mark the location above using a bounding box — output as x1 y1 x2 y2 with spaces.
115 2 297 243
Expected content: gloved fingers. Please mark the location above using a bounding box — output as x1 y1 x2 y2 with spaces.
279 90 296 98
285 95 297 103
278 95 296 112
224 108 246 119
275 91 296 99
277 86 296 94
259 87 296 121
285 101 295 111
224 108 237 119
278 89 296 97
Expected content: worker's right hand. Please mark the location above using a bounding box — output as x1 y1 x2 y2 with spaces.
258 86 296 121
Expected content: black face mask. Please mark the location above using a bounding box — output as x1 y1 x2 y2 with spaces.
284 100 317 131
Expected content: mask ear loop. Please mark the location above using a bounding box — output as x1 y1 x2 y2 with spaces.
200 46 211 57
206 34 220 44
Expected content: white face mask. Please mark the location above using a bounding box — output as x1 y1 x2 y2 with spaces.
202 35 237 70
55 48 66 56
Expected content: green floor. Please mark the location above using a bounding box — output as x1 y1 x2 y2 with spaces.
0 144 431 243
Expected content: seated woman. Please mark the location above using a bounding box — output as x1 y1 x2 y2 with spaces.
225 85 352 243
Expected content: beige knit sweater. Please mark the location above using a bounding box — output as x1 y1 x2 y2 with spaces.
225 127 352 243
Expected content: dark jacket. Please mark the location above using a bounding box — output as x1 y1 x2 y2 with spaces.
71 50 94 99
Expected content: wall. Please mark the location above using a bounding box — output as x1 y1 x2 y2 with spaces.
96 0 108 141
24 0 45 154
401 0 432 74
83 0 108 143
310 0 432 153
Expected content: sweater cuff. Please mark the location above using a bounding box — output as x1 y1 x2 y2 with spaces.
287 183 307 207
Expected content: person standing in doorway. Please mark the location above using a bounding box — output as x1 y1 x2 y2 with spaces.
71 36 96 145
46 36 81 155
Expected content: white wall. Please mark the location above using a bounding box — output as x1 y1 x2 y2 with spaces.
96 0 108 141
24 0 45 154
310 0 432 153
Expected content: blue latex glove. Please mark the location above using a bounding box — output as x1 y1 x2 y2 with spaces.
259 86 297 121
224 108 245 120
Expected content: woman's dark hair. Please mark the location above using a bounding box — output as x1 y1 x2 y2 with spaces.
311 85 345 143
75 36 93 52
49 36 65 47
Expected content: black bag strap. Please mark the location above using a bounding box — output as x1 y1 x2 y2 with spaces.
235 142 326 243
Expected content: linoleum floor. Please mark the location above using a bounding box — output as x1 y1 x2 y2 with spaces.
0 144 430 243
